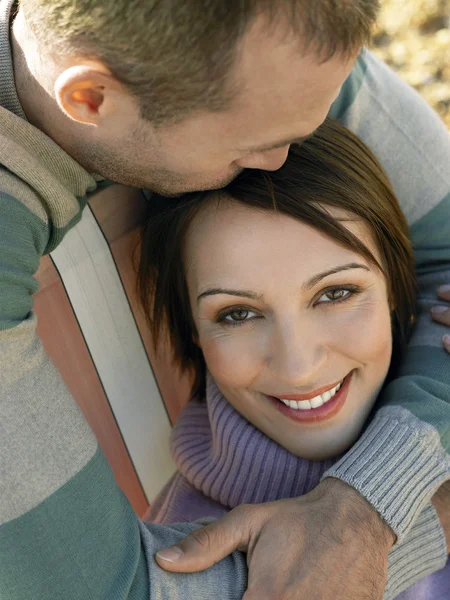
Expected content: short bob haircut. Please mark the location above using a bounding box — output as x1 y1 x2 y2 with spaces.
139 119 417 395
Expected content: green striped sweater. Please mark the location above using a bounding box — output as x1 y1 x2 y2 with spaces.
0 0 449 598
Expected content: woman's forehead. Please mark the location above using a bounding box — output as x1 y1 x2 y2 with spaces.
184 199 381 288
186 198 375 254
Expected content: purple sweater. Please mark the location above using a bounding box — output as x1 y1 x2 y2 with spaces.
148 374 449 599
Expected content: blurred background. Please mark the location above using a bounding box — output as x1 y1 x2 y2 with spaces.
372 0 450 128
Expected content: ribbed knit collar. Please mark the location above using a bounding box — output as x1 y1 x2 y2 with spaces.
171 373 339 509
0 0 26 119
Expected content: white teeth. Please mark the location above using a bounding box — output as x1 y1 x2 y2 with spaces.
279 379 344 411
310 395 323 409
297 400 312 410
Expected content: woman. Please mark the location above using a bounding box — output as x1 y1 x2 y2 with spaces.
139 119 448 598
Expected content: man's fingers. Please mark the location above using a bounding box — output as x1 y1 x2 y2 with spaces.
156 506 253 573
432 285 450 352
443 334 450 355
437 284 450 302
431 305 450 327
432 285 450 330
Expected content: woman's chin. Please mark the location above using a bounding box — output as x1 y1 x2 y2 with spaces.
289 446 347 461
281 430 363 461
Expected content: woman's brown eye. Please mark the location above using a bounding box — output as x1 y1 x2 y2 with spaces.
317 287 358 306
229 309 249 321
220 308 259 325
325 289 347 301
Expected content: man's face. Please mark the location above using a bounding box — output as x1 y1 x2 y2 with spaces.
83 22 358 194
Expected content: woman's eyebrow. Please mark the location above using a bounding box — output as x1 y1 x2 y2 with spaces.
303 262 370 290
197 288 263 304
197 263 369 303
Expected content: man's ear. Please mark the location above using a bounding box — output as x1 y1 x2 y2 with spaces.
54 65 122 125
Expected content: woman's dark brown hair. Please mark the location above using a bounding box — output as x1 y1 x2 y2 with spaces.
138 119 417 395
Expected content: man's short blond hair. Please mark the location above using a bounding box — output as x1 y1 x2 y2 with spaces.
20 0 380 124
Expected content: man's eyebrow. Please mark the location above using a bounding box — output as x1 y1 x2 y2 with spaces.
241 132 315 154
303 262 370 291
197 288 263 304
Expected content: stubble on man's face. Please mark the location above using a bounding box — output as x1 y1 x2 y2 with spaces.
76 128 245 195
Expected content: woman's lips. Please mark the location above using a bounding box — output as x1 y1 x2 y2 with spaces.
276 378 344 401
269 371 353 423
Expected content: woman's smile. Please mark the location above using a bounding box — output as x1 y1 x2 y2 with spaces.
274 375 345 406
268 371 352 423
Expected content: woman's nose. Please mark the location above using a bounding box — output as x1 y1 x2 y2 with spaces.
235 145 290 171
267 324 326 388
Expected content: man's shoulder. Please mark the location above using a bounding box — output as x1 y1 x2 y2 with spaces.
0 105 96 255
0 165 50 226
331 49 450 225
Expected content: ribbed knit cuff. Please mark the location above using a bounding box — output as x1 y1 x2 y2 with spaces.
383 504 448 600
322 406 450 542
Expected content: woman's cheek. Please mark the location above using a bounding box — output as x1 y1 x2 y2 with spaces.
329 298 392 364
200 330 264 388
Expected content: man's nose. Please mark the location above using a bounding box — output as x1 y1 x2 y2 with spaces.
235 145 290 171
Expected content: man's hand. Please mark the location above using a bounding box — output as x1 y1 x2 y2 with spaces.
432 285 450 354
156 478 395 600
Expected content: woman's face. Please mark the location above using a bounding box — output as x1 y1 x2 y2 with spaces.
184 199 393 460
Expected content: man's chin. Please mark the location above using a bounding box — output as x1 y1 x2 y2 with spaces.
149 169 244 197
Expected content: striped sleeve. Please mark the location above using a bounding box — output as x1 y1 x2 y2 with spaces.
325 49 450 544
0 191 247 599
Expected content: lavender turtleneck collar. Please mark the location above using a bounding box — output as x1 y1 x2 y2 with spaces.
170 373 337 510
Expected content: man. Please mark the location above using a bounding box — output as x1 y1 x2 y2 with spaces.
0 1 449 599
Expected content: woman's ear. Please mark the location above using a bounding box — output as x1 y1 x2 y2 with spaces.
192 330 200 348
388 289 396 313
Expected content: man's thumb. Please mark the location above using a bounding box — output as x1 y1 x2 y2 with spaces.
156 509 250 573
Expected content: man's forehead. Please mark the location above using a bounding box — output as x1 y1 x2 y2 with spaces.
220 33 356 153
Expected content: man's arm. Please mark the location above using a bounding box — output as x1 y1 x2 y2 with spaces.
0 191 247 599
155 480 448 600
324 47 450 540
156 51 450 600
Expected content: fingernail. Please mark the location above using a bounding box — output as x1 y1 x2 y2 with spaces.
438 284 450 294
156 546 184 563
444 334 450 345
431 305 448 315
